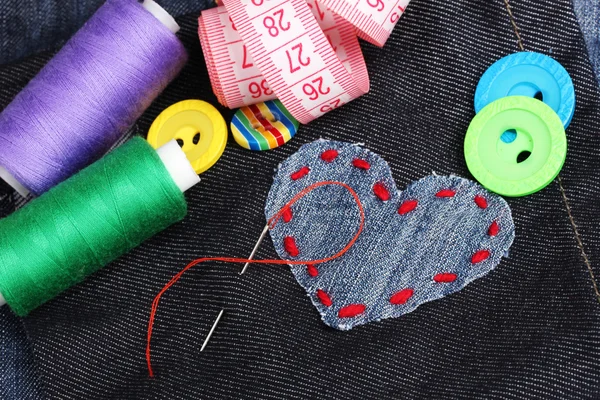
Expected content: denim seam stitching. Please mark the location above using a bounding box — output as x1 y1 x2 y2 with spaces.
501 0 600 303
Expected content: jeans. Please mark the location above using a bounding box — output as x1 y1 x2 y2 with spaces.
0 0 211 65
1 0 600 399
573 0 600 85
0 183 44 400
265 140 515 330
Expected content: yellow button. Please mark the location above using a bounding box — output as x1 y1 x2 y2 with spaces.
147 100 227 174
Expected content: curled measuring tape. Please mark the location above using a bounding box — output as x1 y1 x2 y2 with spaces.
199 0 409 123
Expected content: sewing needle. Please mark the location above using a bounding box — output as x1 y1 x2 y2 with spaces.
201 309 224 352
240 224 269 275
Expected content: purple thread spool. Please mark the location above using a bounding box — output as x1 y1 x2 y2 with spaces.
0 0 188 196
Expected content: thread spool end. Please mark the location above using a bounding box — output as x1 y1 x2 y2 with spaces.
156 140 200 193
0 291 6 307
0 166 30 197
142 0 180 34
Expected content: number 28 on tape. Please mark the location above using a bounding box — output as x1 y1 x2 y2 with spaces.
199 0 410 123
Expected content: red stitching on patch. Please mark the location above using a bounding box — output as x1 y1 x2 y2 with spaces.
398 200 418 215
338 304 366 318
488 221 499 237
307 264 318 277
284 236 300 257
474 195 488 209
291 166 310 180
317 289 332 307
352 159 370 170
282 207 293 223
436 189 456 198
373 183 390 201
472 250 490 264
390 289 414 305
434 273 457 283
321 149 339 162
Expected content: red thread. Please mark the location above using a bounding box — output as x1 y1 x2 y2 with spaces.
282 207 293 223
373 182 390 201
338 304 366 318
316 289 332 307
352 159 370 170
284 236 300 257
398 200 418 215
488 221 499 237
307 264 318 277
390 289 414 305
321 149 339 162
436 189 456 198
471 250 490 264
434 273 457 283
146 181 365 377
291 166 310 180
474 195 488 209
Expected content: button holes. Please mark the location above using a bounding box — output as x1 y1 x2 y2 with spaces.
534 91 543 101
516 150 531 163
192 133 200 145
176 138 184 147
500 129 517 143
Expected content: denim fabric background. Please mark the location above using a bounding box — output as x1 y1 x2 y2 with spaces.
573 0 600 85
0 182 44 400
0 0 600 399
265 140 515 330
0 0 211 65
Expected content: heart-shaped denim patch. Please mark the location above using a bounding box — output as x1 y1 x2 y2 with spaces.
265 140 515 330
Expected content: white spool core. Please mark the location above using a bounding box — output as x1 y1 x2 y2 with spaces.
142 0 180 34
157 140 200 193
0 292 5 307
0 166 30 197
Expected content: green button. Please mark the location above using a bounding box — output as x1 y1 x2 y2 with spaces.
464 96 567 197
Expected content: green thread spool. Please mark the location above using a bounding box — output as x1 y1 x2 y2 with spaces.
0 137 189 316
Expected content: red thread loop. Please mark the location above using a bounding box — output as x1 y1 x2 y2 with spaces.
398 200 418 215
146 181 365 378
471 250 490 264
307 264 319 277
390 289 414 305
474 195 488 209
488 221 499 237
321 149 339 162
291 166 310 180
434 273 457 283
284 236 300 257
352 159 370 170
436 189 456 198
373 182 390 201
338 304 366 318
317 289 333 307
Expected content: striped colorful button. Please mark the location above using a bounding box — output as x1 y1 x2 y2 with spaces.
231 100 300 151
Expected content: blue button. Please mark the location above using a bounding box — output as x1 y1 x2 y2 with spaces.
475 52 575 128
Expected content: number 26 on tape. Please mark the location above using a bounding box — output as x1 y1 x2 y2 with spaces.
263 9 290 37
303 76 330 100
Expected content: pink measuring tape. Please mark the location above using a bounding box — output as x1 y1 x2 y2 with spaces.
199 0 410 123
